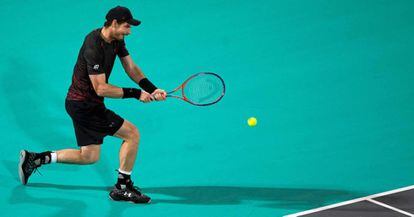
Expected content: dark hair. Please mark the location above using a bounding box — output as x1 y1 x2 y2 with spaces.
103 19 126 27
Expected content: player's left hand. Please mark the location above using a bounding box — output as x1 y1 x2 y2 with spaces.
151 89 167 101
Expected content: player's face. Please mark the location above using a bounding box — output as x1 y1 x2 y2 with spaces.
113 22 131 40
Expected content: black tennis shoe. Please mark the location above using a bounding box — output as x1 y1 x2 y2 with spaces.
19 150 41 185
109 182 151 203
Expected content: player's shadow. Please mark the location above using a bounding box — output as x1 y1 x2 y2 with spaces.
22 183 362 211
1 57 73 149
9 185 87 217
143 186 362 210
27 183 112 191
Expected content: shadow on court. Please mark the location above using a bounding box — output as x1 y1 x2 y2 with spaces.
1 58 72 149
14 182 361 211
2 160 22 182
9 185 87 217
26 183 112 191
144 186 361 210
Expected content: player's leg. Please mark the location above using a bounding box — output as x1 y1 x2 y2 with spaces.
19 110 104 185
56 145 101 164
114 120 140 172
109 119 151 203
19 145 101 185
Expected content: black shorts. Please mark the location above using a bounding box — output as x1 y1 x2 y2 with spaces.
65 100 124 146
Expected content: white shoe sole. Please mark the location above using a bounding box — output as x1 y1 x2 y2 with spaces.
18 150 27 185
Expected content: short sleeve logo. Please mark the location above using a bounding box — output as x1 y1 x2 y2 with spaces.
93 64 99 70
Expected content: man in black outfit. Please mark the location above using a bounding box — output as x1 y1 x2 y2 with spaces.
18 6 166 203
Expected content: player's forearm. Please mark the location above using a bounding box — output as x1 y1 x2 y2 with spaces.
95 83 124 98
127 65 159 94
126 64 146 85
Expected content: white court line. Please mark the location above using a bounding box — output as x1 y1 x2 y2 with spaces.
367 198 413 217
284 185 414 217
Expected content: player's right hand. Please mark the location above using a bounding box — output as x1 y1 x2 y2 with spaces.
151 89 167 101
139 90 153 103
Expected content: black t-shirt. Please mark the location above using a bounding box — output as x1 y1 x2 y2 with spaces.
66 28 129 103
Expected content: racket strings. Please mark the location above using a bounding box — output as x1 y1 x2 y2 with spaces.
184 75 224 104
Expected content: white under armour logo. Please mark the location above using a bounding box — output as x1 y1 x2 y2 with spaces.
123 192 132 197
93 64 99 70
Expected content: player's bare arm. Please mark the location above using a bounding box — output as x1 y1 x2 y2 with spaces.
89 73 153 102
121 56 166 101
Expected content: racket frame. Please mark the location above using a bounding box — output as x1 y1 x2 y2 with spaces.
166 72 225 106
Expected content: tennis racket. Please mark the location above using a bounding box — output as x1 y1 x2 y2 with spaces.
167 72 225 106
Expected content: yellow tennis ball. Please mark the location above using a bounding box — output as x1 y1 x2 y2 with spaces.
247 117 257 127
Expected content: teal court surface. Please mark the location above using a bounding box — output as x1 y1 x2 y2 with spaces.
1 1 414 217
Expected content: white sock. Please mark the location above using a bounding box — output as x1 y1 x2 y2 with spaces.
118 168 132 175
51 152 57 163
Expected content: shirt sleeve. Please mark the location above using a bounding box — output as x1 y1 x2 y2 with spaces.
84 40 104 75
117 40 129 58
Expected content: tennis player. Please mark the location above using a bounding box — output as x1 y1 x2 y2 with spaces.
18 6 166 203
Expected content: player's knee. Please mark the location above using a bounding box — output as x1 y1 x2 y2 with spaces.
128 125 140 145
79 145 100 164
81 151 100 164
